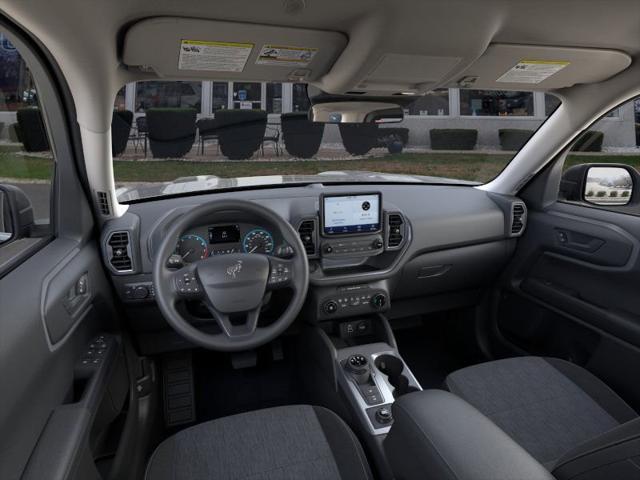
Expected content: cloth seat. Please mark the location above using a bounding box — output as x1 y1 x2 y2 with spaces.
445 356 638 469
146 405 373 480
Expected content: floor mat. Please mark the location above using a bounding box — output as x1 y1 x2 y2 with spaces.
192 340 307 422
393 311 487 389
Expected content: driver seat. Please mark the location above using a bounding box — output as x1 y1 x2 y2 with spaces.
145 405 373 480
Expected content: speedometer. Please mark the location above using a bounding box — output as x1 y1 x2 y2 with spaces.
242 229 274 254
176 234 208 263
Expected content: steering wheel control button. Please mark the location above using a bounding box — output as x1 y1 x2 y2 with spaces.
268 261 291 286
175 272 201 296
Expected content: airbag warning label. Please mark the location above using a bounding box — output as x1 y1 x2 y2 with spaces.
178 40 253 72
256 45 317 67
497 60 569 84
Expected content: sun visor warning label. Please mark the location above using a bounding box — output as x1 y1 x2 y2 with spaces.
256 45 317 67
497 60 570 84
178 40 253 72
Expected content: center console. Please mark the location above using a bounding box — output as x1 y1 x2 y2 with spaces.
337 344 422 435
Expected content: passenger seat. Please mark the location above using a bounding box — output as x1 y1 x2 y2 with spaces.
446 357 640 478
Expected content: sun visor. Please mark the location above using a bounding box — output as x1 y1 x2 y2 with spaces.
450 44 631 90
122 17 347 82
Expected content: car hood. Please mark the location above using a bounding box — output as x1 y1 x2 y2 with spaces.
115 171 478 202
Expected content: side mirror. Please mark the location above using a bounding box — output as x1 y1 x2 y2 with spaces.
560 164 636 206
309 101 404 124
0 184 34 245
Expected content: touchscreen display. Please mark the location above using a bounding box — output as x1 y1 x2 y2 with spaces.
323 194 381 235
209 225 241 244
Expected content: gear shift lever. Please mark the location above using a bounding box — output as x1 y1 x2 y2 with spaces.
345 354 371 384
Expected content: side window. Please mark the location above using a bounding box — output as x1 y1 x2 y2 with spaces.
0 32 54 247
559 95 640 213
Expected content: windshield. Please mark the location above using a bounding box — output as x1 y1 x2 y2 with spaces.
108 81 561 202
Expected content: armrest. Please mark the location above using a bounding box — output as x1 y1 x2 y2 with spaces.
384 390 555 480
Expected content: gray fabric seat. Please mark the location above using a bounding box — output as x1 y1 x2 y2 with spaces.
445 356 638 469
146 405 373 480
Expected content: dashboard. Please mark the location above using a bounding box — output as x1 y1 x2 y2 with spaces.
100 184 527 354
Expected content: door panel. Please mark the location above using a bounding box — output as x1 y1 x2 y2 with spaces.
0 21 129 480
496 201 640 411
0 238 122 479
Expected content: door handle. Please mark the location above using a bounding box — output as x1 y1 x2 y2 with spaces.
555 229 605 253
64 272 90 316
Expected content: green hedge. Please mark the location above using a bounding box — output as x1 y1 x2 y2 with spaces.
339 124 379 156
430 129 477 150
281 112 325 158
571 130 604 152
215 109 267 160
146 108 197 158
499 129 534 151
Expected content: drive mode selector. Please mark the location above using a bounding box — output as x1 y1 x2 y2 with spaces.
345 354 371 384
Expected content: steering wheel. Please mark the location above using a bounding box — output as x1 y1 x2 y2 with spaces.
152 199 309 351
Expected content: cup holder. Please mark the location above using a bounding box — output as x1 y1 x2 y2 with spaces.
374 354 420 398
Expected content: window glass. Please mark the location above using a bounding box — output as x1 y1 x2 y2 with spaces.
266 83 282 114
406 89 449 116
0 32 54 244
558 95 640 212
460 90 534 116
0 34 38 111
110 80 564 202
292 83 310 112
212 82 228 112
113 86 126 111
232 82 261 110
135 81 201 112
545 94 561 116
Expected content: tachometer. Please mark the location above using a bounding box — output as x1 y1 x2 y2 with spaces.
242 229 274 254
176 234 208 263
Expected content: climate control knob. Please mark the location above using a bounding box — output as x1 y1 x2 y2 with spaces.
323 300 338 314
373 238 384 249
371 293 387 310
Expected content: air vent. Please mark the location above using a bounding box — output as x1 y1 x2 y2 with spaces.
107 231 133 272
511 203 527 236
96 191 111 216
298 219 317 256
386 213 405 249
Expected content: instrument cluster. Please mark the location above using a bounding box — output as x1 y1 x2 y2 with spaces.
174 223 277 264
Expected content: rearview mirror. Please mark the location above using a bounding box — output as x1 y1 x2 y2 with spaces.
309 101 404 124
584 166 632 206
